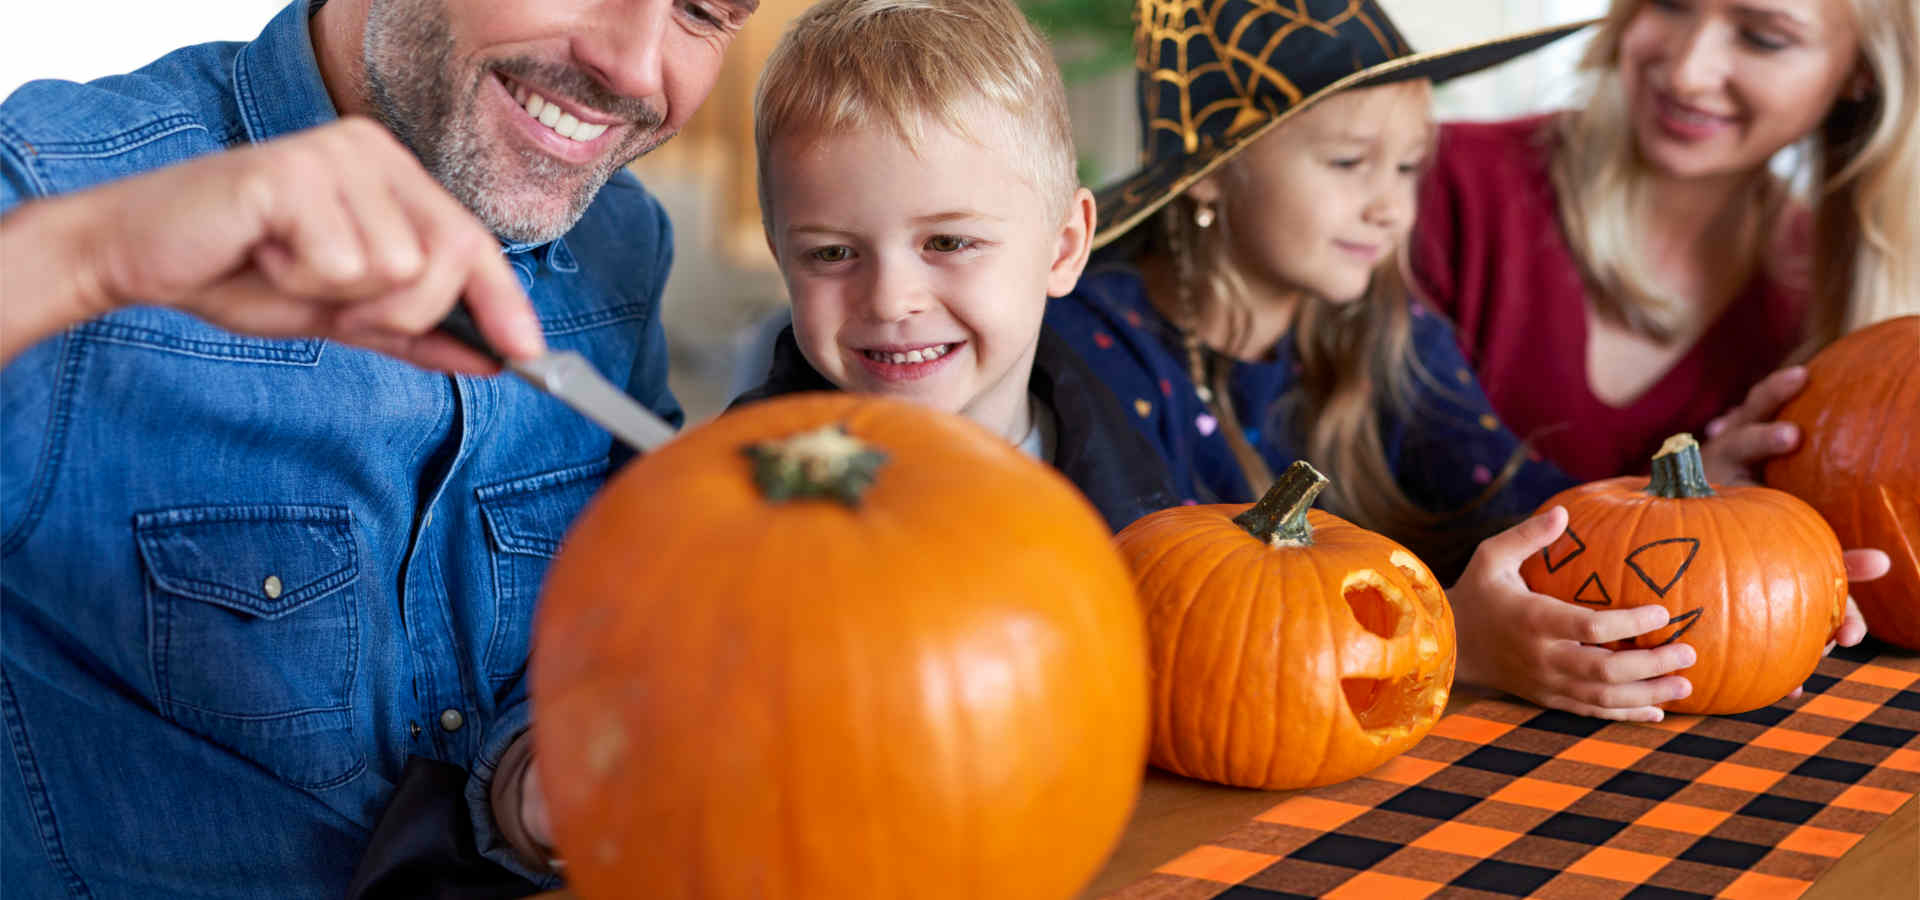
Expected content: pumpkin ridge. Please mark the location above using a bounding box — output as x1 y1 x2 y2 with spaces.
1210 539 1282 781
1695 500 1735 712
1161 530 1251 778
1218 548 1266 785
1312 558 1344 786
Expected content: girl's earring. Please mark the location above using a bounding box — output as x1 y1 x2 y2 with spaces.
1194 203 1216 230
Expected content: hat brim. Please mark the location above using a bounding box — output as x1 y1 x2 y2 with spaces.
1090 19 1597 249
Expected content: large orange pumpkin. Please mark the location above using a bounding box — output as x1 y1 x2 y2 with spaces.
1521 434 1847 714
1765 315 1920 649
530 393 1149 900
1113 461 1455 790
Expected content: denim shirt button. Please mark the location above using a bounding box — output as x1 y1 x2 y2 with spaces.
438 708 465 732
262 575 283 599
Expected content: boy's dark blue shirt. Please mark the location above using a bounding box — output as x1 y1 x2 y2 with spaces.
734 325 1180 533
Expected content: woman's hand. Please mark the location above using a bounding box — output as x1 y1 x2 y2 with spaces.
1699 366 1806 486
1451 506 1696 722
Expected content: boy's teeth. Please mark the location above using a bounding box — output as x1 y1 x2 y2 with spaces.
516 87 611 143
867 344 952 364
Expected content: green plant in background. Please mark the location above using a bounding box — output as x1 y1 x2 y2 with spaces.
1025 0 1139 185
1023 0 1136 82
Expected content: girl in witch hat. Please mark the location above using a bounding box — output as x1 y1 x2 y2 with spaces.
1046 0 1866 720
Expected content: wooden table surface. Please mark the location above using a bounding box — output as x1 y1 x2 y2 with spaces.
538 688 1919 899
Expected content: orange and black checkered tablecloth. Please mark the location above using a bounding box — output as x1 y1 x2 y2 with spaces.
1110 643 1920 900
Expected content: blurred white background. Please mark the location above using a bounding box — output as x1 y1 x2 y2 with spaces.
4 0 1612 421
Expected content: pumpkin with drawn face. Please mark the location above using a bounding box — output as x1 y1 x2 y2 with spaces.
1520 434 1848 715
1114 461 1455 789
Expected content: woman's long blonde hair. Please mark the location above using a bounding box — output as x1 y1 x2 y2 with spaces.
1550 0 1919 348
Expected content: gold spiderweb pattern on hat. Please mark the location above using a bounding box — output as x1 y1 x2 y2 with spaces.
1137 0 1403 156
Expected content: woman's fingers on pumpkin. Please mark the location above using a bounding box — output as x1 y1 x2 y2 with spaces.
1843 549 1891 582
1732 365 1809 426
1558 668 1693 713
1700 422 1798 485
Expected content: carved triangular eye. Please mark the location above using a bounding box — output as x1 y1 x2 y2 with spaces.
1626 537 1701 597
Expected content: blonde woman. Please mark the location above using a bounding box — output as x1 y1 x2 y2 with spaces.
1413 0 1918 484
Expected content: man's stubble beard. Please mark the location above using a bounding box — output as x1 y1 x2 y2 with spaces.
361 0 672 244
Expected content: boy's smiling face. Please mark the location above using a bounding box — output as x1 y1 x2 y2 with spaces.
766 115 1092 443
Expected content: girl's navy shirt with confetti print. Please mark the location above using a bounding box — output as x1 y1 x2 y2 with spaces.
1046 262 1577 558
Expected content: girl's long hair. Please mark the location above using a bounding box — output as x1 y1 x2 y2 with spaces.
1149 189 1520 575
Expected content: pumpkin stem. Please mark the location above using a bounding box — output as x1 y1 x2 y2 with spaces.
743 424 889 507
1645 433 1716 499
1233 460 1329 547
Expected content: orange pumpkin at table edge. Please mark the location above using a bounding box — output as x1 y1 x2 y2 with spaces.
529 393 1150 900
1114 461 1457 790
1764 315 1920 650
1520 434 1847 715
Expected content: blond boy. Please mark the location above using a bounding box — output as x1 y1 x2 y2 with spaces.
731 0 1176 530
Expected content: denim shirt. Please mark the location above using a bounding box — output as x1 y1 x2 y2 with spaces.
0 2 680 896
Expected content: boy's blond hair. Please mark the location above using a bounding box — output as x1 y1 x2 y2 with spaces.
753 0 1078 232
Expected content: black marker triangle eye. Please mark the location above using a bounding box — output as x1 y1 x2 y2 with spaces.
1543 526 1587 574
1573 572 1612 607
1627 537 1700 597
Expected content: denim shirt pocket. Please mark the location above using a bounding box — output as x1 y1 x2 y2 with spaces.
134 504 364 790
476 460 610 689
79 306 325 365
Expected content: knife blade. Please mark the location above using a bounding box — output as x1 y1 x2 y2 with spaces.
437 305 676 452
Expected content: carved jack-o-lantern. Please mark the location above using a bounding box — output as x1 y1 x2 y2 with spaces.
1521 435 1847 715
1114 462 1456 790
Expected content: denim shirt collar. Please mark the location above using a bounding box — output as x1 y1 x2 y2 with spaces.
234 0 571 267
233 0 338 146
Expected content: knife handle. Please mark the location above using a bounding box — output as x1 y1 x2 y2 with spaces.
437 303 505 365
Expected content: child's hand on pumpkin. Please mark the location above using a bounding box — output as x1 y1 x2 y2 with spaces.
1784 550 1886 698
1700 365 1806 486
1449 505 1696 722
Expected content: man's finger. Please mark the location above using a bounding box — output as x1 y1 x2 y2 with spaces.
392 174 545 360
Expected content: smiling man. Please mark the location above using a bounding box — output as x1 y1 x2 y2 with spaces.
0 0 753 895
